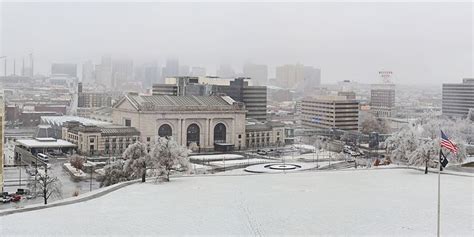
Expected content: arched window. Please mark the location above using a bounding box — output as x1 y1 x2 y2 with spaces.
214 123 226 144
186 124 200 146
158 124 172 138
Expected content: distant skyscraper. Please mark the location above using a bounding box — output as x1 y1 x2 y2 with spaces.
191 67 206 77
162 58 179 82
82 60 94 83
179 65 190 76
111 59 133 88
276 64 304 88
95 55 113 87
243 63 268 86
442 78 474 118
144 64 160 89
217 64 235 78
370 84 396 118
303 66 321 88
51 63 77 77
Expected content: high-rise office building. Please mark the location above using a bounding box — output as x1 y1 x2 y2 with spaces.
82 60 95 84
216 78 267 121
179 65 190 77
51 63 77 77
162 58 179 82
302 66 321 94
370 84 396 118
143 64 160 89
216 64 235 78
301 96 360 131
191 67 206 77
95 56 113 87
111 59 133 88
276 64 304 88
243 63 268 86
442 78 474 118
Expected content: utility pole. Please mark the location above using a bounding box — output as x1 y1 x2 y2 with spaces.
0 56 6 77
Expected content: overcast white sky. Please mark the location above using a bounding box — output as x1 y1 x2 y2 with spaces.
1 1 472 85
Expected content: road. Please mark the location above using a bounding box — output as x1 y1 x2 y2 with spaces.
1 156 100 210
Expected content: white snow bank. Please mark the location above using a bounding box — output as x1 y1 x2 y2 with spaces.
0 169 471 236
189 154 243 161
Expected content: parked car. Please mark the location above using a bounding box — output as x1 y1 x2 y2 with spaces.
10 194 21 202
257 150 267 155
350 151 361 156
2 196 12 203
16 188 30 195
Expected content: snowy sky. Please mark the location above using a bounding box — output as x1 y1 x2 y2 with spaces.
1 1 472 85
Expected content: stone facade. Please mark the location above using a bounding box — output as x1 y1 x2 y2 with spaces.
112 94 247 151
245 121 286 148
62 121 140 155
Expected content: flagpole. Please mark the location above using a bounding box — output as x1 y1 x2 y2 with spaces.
437 148 442 237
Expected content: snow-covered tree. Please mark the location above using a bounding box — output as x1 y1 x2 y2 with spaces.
98 161 129 187
123 141 151 183
360 114 390 134
69 155 85 171
28 169 62 205
150 137 190 182
408 139 439 174
385 116 472 172
385 125 420 164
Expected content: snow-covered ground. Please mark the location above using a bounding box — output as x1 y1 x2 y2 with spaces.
209 158 270 167
189 154 243 161
244 162 318 173
0 169 472 236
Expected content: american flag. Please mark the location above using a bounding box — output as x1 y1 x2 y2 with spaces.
440 130 458 154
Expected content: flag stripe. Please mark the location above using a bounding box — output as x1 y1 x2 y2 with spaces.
440 130 458 154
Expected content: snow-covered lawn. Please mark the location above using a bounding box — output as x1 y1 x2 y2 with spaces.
244 162 318 173
210 158 270 167
0 169 472 236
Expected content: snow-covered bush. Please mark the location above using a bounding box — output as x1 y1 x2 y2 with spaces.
98 161 129 187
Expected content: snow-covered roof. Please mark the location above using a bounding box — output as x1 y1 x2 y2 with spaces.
16 138 76 148
41 116 111 127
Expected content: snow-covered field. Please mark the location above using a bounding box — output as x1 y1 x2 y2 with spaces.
0 169 472 236
210 158 270 167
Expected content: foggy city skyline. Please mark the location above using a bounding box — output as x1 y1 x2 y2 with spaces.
1 2 472 85
0 2 473 236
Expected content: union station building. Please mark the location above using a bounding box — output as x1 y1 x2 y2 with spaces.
112 93 247 151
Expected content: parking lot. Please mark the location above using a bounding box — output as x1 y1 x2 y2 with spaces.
1 151 101 210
